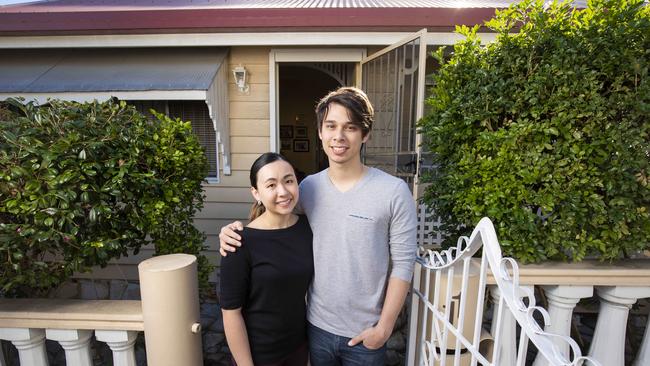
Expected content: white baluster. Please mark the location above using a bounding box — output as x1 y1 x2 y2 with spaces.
532 285 593 366
489 285 533 366
95 330 138 366
406 262 422 366
633 306 650 366
0 328 49 366
589 286 650 366
46 329 93 366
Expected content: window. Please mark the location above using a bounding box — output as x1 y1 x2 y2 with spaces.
129 100 219 181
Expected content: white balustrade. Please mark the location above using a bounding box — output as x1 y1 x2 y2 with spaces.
0 255 201 366
95 330 138 366
483 266 650 366
488 284 515 366
0 327 143 366
0 328 139 366
0 327 146 366
532 285 594 366
633 313 650 366
415 205 650 366
488 284 534 366
408 258 650 366
0 298 144 366
46 329 93 366
0 328 48 366
589 286 650 366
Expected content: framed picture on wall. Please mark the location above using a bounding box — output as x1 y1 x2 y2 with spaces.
280 140 292 151
295 126 308 138
280 125 293 138
293 139 309 152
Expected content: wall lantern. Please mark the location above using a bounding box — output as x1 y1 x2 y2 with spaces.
232 65 250 94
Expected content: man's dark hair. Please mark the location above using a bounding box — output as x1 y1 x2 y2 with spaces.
315 87 374 137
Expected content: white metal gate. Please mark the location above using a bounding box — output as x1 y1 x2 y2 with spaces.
360 29 428 196
407 218 600 366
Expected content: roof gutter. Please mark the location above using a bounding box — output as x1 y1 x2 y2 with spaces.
0 31 498 49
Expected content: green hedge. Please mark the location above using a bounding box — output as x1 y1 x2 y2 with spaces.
419 0 650 262
0 99 212 295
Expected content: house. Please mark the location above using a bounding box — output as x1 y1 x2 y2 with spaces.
2 3 649 366
0 0 516 279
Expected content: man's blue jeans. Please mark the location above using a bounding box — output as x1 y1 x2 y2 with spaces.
308 323 386 366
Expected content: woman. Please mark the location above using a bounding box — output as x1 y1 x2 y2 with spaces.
220 152 313 366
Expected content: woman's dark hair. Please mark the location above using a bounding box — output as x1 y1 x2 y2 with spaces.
248 152 294 221
315 86 374 137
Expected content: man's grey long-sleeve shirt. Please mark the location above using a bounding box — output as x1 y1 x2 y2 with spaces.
299 167 418 338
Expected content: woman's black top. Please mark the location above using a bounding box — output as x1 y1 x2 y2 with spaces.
219 215 314 364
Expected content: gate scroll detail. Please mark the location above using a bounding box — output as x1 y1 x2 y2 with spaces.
407 217 600 366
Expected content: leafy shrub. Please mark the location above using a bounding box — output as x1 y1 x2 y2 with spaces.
0 99 212 295
420 0 650 262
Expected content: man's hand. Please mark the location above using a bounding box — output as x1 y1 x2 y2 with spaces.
347 324 392 350
219 221 244 256
347 278 409 349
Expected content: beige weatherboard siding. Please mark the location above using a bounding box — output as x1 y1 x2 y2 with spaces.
190 47 273 270
203 47 271 270
212 47 273 257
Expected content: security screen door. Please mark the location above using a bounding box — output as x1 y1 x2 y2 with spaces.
360 29 428 197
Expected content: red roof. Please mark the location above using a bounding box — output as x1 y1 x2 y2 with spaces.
0 0 519 35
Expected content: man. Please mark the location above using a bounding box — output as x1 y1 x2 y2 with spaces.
220 87 417 365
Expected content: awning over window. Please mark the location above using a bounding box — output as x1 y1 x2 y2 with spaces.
0 47 231 175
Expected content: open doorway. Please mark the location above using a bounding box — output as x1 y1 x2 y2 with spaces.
277 62 355 179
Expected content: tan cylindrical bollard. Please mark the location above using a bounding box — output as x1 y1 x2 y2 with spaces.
138 254 203 366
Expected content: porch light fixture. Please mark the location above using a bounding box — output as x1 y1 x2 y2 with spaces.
232 65 250 94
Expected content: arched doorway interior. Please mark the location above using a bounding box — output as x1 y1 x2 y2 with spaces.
278 63 354 178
